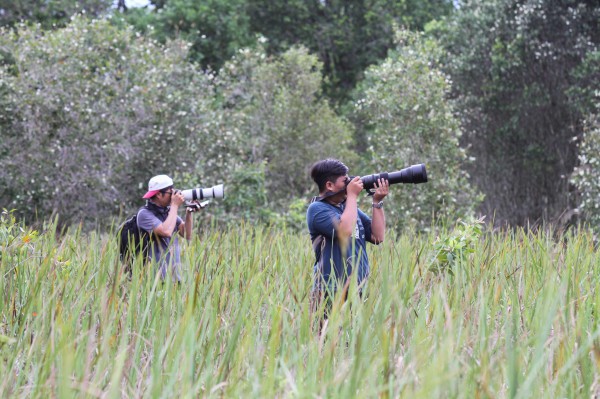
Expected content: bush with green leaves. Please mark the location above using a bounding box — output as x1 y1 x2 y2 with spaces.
429 216 484 275
351 30 481 232
0 18 238 228
217 44 356 206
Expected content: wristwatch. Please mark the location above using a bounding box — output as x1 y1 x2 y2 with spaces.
372 200 384 209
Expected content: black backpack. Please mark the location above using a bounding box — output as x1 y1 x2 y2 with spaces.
118 207 152 273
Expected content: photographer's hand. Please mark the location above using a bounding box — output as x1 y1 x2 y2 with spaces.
186 200 203 213
346 176 363 199
372 178 389 202
171 190 185 208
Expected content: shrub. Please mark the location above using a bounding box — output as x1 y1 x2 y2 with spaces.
0 18 234 227
351 30 481 232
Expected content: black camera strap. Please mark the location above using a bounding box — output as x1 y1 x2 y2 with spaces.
310 188 347 203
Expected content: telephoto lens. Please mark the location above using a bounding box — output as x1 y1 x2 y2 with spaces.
360 164 427 191
181 184 224 201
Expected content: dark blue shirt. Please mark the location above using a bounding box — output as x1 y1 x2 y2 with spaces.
306 200 373 289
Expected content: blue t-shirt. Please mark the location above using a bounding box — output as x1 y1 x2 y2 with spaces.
306 200 373 289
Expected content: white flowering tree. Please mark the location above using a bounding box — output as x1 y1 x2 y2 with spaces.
571 115 600 230
0 18 236 227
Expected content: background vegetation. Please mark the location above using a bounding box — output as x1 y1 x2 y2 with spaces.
0 2 598 396
0 0 598 230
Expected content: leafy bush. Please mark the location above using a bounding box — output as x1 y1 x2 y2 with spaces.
0 18 235 228
351 30 481 232
428 216 484 275
217 44 356 206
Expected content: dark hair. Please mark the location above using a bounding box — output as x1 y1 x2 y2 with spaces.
310 159 349 192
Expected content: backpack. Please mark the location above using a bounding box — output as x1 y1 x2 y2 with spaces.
118 207 152 273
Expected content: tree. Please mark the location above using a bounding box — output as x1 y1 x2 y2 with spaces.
123 0 255 69
350 30 481 232
433 0 600 226
217 44 356 216
246 0 454 101
0 0 112 29
0 18 233 227
123 0 454 101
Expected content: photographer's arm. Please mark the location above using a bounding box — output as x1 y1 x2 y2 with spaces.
153 206 180 237
178 208 194 240
153 192 185 238
370 178 389 244
336 177 362 237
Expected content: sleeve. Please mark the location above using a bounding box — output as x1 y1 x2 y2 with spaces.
358 208 374 244
137 209 162 233
307 203 340 239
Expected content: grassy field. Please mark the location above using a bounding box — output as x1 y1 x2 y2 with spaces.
1 211 599 398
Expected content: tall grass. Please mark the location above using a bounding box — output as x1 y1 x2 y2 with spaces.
1 213 599 398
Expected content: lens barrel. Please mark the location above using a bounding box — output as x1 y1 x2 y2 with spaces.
360 164 427 190
181 184 224 201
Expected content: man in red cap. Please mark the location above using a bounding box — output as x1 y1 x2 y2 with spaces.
138 174 200 281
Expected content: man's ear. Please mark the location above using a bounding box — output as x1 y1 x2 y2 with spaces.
324 180 335 192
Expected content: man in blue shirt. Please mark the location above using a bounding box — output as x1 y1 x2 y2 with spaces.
306 159 388 319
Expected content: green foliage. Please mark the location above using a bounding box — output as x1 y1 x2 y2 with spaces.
568 49 600 115
432 0 600 226
0 0 112 29
283 198 309 231
217 44 356 204
570 115 600 230
429 216 484 275
351 30 482 232
0 18 235 227
123 0 454 100
0 209 39 265
247 0 454 101
221 161 276 224
123 0 255 69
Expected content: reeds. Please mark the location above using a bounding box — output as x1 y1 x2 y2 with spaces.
1 215 598 398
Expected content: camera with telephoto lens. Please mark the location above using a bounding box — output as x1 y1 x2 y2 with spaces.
347 164 428 194
180 184 224 208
